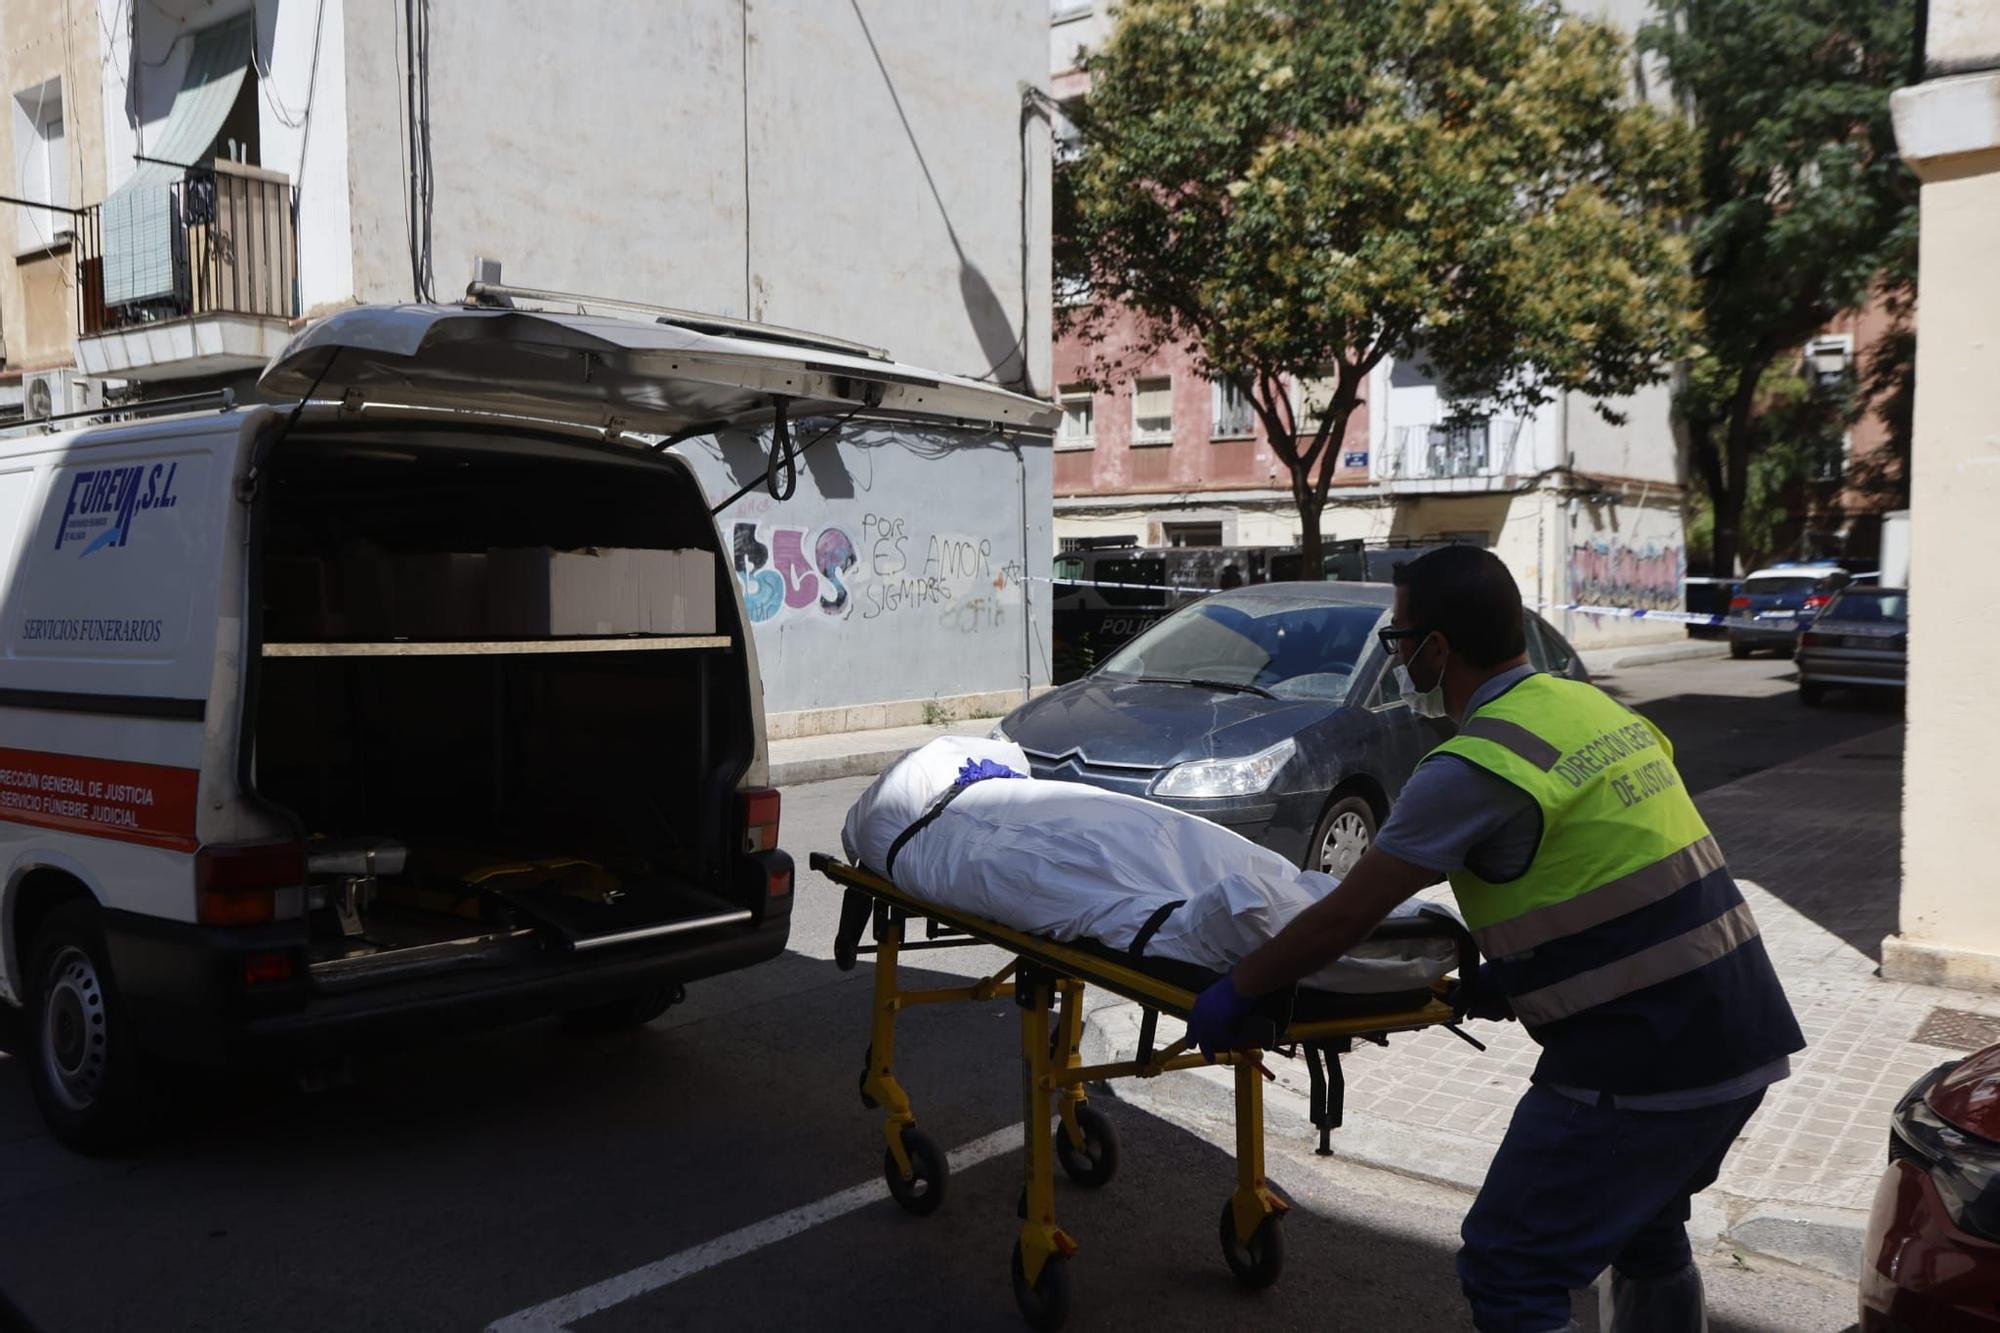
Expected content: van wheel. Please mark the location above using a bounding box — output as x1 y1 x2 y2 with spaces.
560 983 686 1035
1310 796 1376 879
26 902 161 1154
1728 640 1751 659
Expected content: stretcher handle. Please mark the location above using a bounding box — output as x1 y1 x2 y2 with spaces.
1361 912 1482 1015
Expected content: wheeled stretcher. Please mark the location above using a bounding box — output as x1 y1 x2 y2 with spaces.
812 853 1484 1330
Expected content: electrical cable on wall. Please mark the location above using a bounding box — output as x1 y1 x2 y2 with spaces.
403 0 435 302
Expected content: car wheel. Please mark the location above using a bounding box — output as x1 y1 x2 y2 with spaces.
1311 795 1376 878
1729 639 1751 659
26 901 163 1154
1799 681 1829 708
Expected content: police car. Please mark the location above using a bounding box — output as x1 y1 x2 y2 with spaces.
1725 562 1853 659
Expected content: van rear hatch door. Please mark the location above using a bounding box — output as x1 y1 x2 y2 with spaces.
258 304 1059 437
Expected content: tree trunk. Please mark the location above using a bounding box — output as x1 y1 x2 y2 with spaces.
1710 357 1770 579
1298 483 1325 579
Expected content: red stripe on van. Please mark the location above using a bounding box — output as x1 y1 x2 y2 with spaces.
0 747 199 852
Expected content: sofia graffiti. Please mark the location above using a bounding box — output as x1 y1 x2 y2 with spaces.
733 522 859 622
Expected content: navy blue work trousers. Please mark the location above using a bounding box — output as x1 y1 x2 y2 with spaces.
1456 1084 1764 1332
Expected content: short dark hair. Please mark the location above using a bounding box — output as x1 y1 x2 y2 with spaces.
1392 546 1526 668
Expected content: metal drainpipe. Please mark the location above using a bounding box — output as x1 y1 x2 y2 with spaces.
1017 441 1032 704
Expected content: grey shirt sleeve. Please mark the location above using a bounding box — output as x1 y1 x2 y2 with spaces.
1371 754 1542 883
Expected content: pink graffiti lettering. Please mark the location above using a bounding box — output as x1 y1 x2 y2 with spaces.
772 528 819 610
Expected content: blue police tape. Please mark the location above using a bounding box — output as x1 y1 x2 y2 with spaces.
1023 574 1729 626
1541 604 1727 627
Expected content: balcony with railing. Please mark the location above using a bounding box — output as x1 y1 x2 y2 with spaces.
73 160 299 381
1378 416 1528 491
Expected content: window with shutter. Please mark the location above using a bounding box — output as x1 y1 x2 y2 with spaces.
1133 377 1173 444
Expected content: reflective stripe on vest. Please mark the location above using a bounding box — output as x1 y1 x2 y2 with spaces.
1432 674 1762 1025
1509 900 1761 1026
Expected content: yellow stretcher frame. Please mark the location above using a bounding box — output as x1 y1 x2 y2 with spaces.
810 854 1475 1331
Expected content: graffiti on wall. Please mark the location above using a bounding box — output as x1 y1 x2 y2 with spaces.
728 508 1019 631
1567 540 1685 612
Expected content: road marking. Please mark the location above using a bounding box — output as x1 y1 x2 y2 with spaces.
486 1123 1024 1332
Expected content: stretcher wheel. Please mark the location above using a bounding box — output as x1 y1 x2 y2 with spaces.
884 1128 947 1216
1010 1242 1071 1331
1218 1200 1285 1290
1055 1105 1119 1188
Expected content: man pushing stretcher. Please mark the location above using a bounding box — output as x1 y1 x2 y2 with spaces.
1189 546 1805 1333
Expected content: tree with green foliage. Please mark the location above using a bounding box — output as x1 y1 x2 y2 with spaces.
1057 0 1697 572
1641 0 1915 577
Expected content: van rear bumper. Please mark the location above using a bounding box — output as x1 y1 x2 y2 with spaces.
100 907 791 1066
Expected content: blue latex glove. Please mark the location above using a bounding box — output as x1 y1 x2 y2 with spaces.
956 757 1025 786
1187 973 1257 1059
1449 962 1517 1023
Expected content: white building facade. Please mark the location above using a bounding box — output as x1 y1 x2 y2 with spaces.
13 0 1058 727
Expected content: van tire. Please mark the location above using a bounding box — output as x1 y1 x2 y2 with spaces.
560 983 686 1035
25 901 162 1155
1728 639 1751 660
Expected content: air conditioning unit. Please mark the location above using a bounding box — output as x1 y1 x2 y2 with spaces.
22 369 103 425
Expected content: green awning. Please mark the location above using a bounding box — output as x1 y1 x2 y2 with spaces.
101 14 254 307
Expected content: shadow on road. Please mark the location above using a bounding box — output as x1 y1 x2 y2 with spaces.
1601 674 1903 797
1598 675 1904 964
0 944 1853 1333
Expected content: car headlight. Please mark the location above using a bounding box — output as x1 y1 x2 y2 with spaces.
989 720 1010 741
1151 737 1296 799
1891 1066 2000 1242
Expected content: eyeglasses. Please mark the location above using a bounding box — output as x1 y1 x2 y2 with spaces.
1377 626 1425 655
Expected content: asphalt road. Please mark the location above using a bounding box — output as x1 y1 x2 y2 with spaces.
0 652 1887 1332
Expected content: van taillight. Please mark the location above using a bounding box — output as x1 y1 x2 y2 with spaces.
1800 631 1825 648
196 841 305 925
742 788 781 854
1729 596 1750 611
1804 594 1831 613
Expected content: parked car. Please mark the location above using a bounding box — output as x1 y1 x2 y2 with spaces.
993 583 1588 875
1726 562 1853 658
0 300 1053 1151
1797 587 1908 706
1860 1043 2000 1330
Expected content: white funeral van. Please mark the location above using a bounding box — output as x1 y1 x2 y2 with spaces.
0 298 1054 1150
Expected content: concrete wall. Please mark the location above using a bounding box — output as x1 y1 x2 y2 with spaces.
338 0 1049 391
331 0 1057 721
2 0 106 372
676 423 1053 723
1885 49 2000 988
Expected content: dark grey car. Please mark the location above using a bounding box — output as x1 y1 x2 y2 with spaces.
994 582 1589 875
1797 587 1907 705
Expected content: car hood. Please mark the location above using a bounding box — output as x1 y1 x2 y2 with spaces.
1002 676 1336 769
1930 1045 2000 1142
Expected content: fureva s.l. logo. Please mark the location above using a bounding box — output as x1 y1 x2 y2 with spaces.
54 463 179 556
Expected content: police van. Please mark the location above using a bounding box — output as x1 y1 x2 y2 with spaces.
0 297 1054 1150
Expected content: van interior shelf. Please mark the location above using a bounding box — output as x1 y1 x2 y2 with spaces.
261 635 732 658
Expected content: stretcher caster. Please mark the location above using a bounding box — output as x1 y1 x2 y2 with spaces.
1055 1105 1119 1188
1010 1242 1071 1331
1219 1200 1285 1290
885 1127 947 1216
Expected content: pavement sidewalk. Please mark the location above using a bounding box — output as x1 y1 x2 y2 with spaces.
1085 718 1987 1284
770 716 1003 787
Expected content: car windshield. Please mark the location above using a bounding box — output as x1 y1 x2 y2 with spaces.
1098 594 1381 701
1825 589 1909 622
1742 575 1823 597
